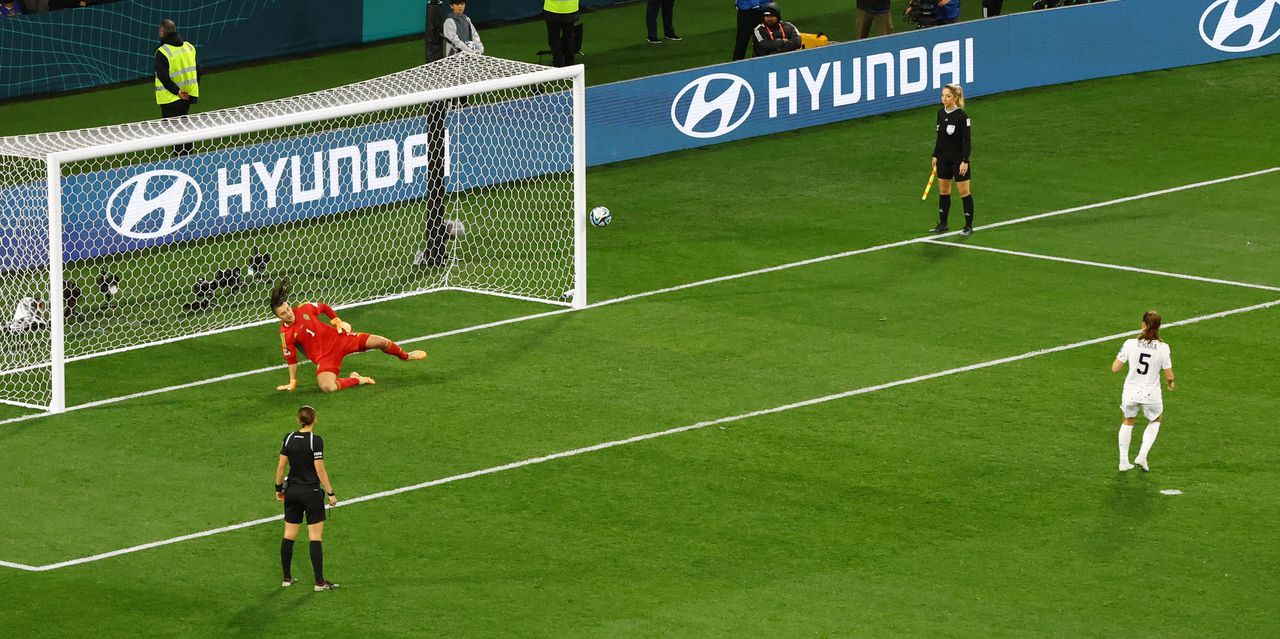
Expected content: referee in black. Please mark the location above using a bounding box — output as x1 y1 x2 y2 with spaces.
274 405 340 591
928 83 977 237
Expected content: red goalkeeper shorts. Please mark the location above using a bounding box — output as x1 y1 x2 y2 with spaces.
314 332 370 376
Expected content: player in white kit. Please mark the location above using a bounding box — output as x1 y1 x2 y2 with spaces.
1111 311 1176 472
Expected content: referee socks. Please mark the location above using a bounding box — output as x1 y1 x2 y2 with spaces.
310 540 325 584
281 538 295 580
961 195 974 229
938 194 951 227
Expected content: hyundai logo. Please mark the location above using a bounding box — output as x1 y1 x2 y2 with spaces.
1200 0 1280 52
671 73 755 139
106 170 202 240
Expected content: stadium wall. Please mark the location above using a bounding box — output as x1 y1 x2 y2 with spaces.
361 0 632 43
586 0 1280 165
0 0 633 101
0 0 361 101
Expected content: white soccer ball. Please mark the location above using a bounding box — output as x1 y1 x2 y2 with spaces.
589 206 611 227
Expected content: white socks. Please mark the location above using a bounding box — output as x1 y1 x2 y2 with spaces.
1136 422 1161 463
1118 424 1134 465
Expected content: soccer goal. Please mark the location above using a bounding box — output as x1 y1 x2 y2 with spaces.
0 55 586 413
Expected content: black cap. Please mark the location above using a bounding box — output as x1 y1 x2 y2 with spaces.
761 2 781 17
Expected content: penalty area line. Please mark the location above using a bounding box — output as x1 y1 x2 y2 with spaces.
922 239 1280 292
7 297 1278 572
0 166 1274 428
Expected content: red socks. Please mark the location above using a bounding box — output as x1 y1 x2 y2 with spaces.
337 377 360 390
383 340 409 360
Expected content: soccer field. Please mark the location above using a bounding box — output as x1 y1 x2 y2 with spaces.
1 49 1278 636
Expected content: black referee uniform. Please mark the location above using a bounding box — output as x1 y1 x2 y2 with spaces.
932 105 975 233
282 430 327 525
280 429 332 587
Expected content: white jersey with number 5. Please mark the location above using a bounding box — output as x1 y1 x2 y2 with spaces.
1116 338 1171 404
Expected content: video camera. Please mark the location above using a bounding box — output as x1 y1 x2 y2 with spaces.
904 0 939 28
1032 0 1098 9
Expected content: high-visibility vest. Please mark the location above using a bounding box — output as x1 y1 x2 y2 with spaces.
155 41 199 105
543 0 578 14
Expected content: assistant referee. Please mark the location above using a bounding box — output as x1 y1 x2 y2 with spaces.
274 405 340 591
928 83 977 237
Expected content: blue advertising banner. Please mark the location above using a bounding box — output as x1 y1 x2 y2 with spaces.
585 0 1280 166
55 92 571 263
3 0 1276 268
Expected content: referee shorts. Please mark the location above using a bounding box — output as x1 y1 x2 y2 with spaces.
935 156 970 182
283 483 327 525
314 332 371 376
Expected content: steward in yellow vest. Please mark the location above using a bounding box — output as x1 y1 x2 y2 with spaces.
154 19 199 155
542 0 579 68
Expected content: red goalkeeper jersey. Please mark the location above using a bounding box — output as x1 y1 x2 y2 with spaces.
279 302 343 365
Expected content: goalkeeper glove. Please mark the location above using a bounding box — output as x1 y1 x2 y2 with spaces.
329 317 353 334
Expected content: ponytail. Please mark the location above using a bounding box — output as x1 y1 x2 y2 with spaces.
1139 310 1161 342
269 278 290 310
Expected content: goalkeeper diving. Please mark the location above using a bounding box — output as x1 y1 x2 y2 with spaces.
270 279 426 393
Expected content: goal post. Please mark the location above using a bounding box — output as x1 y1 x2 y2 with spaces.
0 56 587 413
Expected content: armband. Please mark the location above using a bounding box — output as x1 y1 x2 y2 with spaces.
327 491 335 497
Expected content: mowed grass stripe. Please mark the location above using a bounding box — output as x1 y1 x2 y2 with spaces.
1 164 1273 425
3 307 1277 636
1 243 1273 564
14 294 1280 572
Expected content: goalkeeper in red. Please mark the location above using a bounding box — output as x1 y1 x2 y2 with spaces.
270 279 426 393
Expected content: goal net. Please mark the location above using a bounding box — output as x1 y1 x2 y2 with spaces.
0 55 586 413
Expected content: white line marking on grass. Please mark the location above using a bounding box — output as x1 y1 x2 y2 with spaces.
0 166 1274 429
547 166 1280 308
7 297 1277 572
923 239 1280 292
971 166 1280 233
0 560 41 572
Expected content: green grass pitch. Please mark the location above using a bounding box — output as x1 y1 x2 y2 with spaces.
1 2 1278 636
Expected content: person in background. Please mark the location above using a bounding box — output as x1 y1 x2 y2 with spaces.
982 0 1003 17
154 18 199 156
543 0 579 67
928 84 975 236
646 0 681 44
855 0 892 39
442 0 484 56
0 1 24 17
752 3 800 58
935 0 960 25
732 0 768 60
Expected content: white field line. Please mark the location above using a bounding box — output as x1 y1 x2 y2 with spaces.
6 296 1278 572
0 166 1274 429
922 239 1280 292
549 167 1280 309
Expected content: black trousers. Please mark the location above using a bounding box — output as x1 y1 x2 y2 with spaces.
160 99 194 156
733 8 764 60
544 12 578 67
646 0 676 39
982 0 1004 16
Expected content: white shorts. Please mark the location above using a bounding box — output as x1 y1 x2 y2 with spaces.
1121 401 1163 421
